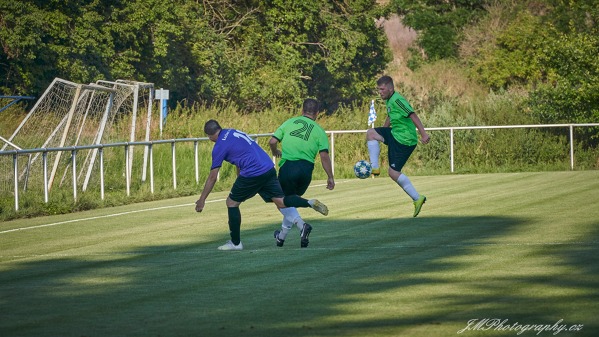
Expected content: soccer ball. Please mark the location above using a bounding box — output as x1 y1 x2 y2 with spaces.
354 160 372 179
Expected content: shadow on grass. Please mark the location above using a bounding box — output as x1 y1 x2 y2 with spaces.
1 216 597 337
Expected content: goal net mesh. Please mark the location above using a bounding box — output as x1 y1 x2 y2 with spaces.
0 78 154 197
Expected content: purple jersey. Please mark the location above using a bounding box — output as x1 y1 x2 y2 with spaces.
210 129 274 177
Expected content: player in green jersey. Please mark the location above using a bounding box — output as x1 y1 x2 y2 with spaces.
366 75 430 217
269 98 334 247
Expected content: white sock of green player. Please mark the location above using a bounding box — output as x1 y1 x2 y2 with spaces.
367 140 380 169
278 218 293 240
278 207 305 232
397 174 419 201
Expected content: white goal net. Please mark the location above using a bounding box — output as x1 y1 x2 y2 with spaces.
0 78 155 197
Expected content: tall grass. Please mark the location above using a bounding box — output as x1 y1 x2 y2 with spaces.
2 85 598 221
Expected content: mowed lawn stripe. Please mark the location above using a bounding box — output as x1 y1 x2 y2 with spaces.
0 171 597 337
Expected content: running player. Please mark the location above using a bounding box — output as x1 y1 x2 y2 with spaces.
269 98 334 248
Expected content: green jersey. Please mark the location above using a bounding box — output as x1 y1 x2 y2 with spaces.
272 116 329 167
385 91 418 146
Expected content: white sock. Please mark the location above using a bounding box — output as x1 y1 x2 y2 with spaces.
278 218 293 240
367 140 380 169
278 207 305 229
397 174 419 201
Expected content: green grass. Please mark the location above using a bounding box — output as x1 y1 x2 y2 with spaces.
1 171 598 337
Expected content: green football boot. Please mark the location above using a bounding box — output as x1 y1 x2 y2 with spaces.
413 195 427 217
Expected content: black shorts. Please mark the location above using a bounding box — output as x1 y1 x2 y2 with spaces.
229 168 285 203
374 127 416 172
278 159 315 196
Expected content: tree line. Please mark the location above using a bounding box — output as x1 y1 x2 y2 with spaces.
0 0 389 112
1 0 598 124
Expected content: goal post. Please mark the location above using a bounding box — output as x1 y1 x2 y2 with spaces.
81 92 115 191
1 77 155 198
116 80 155 183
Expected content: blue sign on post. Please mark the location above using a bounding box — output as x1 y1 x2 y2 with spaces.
154 89 169 136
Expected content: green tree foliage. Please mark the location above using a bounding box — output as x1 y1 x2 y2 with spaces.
470 10 550 89
529 31 599 129
0 1 67 93
0 0 389 112
464 0 598 128
387 0 488 64
529 0 599 128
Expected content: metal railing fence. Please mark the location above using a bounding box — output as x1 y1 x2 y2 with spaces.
1 123 598 212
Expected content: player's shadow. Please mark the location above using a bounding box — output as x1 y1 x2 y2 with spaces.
2 216 598 336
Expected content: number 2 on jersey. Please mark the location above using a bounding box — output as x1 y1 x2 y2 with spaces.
290 119 314 141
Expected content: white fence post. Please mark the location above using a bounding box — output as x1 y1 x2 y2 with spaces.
330 132 335 175
149 144 154 194
13 153 18 211
71 149 77 201
569 125 575 170
100 147 105 200
171 141 177 190
125 144 130 197
450 128 455 173
194 141 199 185
43 151 49 203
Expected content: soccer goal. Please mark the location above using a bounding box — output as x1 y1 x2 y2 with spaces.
1 78 117 193
0 77 155 196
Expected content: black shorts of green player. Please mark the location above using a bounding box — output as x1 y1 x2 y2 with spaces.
374 127 416 172
278 159 315 197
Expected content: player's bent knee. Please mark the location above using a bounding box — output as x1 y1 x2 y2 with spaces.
272 197 286 209
388 169 401 182
366 128 376 140
366 128 383 142
226 197 241 208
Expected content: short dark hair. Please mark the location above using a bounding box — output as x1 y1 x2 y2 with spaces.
376 75 394 87
302 98 319 115
204 119 222 136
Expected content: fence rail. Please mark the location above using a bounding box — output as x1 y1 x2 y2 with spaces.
1 123 598 211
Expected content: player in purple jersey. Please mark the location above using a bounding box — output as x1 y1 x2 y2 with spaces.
195 120 329 251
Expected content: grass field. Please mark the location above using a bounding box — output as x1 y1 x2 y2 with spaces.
1 171 598 337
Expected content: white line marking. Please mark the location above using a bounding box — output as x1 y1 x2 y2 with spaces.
0 180 352 235
0 199 226 235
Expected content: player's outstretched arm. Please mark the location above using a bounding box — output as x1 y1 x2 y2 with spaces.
196 168 219 212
